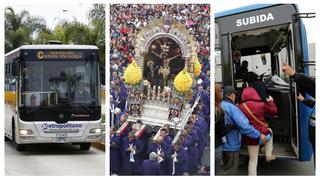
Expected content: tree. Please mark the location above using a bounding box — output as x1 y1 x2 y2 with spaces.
88 4 105 21
88 4 106 85
88 4 105 57
63 21 94 45
5 7 46 53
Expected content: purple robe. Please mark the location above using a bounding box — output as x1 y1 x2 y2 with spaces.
121 137 144 174
141 160 160 175
188 129 200 172
193 125 206 159
147 142 171 175
163 136 173 147
170 147 188 175
110 134 121 174
196 116 208 133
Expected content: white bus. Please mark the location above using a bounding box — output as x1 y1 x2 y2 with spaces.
5 45 102 151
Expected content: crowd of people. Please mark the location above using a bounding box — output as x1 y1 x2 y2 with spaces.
110 101 210 175
110 4 210 89
109 4 211 175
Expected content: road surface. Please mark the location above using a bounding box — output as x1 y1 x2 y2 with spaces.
237 155 315 175
5 142 105 176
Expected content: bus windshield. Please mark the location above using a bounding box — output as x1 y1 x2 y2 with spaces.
20 60 99 108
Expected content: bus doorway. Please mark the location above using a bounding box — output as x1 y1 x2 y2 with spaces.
230 24 299 159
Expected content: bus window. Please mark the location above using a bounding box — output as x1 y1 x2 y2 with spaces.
12 61 18 76
215 50 222 83
240 53 271 77
307 43 315 78
277 46 289 79
5 63 17 92
215 23 220 47
20 61 99 107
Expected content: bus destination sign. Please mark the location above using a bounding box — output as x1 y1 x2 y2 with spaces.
37 51 84 60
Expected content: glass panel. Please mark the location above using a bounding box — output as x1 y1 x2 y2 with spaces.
215 50 222 83
215 23 220 47
20 60 99 108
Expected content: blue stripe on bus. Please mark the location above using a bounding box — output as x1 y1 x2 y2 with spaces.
299 102 313 161
300 22 309 75
299 20 313 161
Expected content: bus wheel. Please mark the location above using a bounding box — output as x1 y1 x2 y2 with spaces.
16 144 26 151
80 143 91 150
12 120 16 143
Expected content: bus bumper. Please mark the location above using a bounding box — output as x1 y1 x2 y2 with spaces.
17 134 102 144
15 120 103 144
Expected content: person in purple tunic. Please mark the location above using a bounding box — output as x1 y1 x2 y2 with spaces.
160 128 172 147
180 129 192 151
170 141 188 175
191 85 209 107
189 114 208 155
147 136 171 175
163 124 174 140
141 152 161 175
184 124 200 174
121 132 144 175
202 75 210 90
179 129 192 173
110 128 121 175
147 136 167 156
187 120 205 166
192 111 208 133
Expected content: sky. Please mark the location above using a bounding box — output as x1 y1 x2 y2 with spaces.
7 1 317 44
213 0 318 43
6 4 93 30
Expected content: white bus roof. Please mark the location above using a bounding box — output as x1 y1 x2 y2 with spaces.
5 45 98 57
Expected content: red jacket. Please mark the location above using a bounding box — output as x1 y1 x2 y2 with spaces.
238 87 278 145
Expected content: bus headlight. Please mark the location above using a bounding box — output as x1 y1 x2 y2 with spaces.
90 128 102 134
19 129 33 136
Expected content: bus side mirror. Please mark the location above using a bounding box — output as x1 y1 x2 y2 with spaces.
12 62 19 76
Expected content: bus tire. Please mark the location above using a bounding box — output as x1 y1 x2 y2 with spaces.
12 120 16 143
80 143 91 150
16 144 26 151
